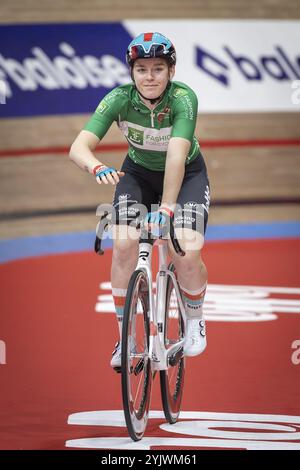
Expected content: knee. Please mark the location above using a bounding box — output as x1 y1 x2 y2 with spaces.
172 250 203 275
112 236 138 264
174 228 204 253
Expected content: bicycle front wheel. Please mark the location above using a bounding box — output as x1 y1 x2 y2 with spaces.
121 269 152 441
160 263 185 424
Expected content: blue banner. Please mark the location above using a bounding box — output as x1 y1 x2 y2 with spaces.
0 23 133 118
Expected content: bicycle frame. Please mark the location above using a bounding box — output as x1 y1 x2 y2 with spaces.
95 212 187 439
135 239 187 372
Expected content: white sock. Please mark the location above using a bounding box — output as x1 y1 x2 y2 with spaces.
112 287 127 341
180 283 207 319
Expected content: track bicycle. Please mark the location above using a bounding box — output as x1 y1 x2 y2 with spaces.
95 210 187 441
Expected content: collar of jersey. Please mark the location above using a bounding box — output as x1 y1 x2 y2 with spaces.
131 83 171 114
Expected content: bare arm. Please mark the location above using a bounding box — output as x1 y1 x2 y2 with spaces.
69 130 103 174
69 130 124 184
161 137 191 211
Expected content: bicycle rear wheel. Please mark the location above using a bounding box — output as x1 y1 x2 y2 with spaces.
160 263 185 424
121 269 152 441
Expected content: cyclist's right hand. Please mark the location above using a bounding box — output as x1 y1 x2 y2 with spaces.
93 164 125 185
144 209 169 238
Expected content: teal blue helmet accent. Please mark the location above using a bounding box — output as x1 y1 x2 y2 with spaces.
126 32 176 67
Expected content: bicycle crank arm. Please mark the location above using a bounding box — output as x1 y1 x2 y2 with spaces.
167 346 184 367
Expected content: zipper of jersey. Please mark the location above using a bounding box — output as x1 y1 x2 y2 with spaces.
150 100 164 127
150 110 155 128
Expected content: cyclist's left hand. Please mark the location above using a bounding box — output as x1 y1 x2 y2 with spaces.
94 165 125 185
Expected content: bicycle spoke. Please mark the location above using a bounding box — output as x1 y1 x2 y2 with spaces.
160 263 185 424
122 269 152 441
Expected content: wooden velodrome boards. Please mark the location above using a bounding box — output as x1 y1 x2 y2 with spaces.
0 0 299 238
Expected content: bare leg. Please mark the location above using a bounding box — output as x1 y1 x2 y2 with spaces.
169 228 207 293
111 225 139 339
169 228 208 356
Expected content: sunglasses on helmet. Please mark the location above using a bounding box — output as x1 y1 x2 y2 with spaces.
129 43 169 60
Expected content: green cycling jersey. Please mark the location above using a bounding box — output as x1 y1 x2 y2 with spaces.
84 81 200 171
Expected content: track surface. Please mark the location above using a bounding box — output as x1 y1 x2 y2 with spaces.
0 236 300 449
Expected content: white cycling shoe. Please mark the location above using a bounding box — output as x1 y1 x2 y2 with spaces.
110 341 122 370
184 317 207 357
110 338 136 371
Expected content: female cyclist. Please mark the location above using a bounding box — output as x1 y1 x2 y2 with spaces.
69 32 210 370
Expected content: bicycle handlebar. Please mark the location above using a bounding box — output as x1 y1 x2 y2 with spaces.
94 211 110 255
94 210 185 257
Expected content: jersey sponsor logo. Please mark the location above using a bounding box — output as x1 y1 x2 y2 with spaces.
97 101 108 114
173 88 187 98
182 94 194 120
128 127 144 145
172 89 194 119
146 134 170 144
105 87 129 102
121 120 172 151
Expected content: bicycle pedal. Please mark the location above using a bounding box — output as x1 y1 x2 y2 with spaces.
168 346 184 367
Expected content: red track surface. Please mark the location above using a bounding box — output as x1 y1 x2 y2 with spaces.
0 238 300 449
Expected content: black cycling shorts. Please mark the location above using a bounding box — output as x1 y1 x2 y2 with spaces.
112 154 210 235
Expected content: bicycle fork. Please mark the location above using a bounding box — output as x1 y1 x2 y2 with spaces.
156 241 187 370
136 238 187 372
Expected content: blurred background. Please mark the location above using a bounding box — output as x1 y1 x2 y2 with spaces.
0 0 299 241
